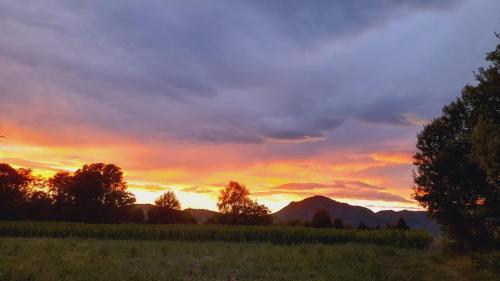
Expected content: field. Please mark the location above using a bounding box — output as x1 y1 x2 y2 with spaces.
0 222 498 281
1 237 499 281
0 221 432 249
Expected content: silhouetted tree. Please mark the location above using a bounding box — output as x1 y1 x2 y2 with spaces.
49 163 136 223
48 171 73 220
26 190 53 220
333 218 344 229
148 191 196 224
128 207 146 223
357 222 369 230
155 190 181 210
0 163 32 219
413 40 500 250
148 208 196 224
397 217 410 231
216 181 272 225
311 208 331 228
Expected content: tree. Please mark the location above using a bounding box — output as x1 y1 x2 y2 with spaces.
333 218 345 229
413 40 500 249
357 222 369 230
48 163 136 223
0 163 32 219
217 181 251 214
128 207 146 223
48 171 74 220
397 217 409 231
26 190 53 220
148 190 195 224
311 208 332 228
155 191 181 210
148 207 196 224
216 181 272 225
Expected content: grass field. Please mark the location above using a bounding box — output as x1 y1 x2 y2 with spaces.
0 221 432 249
0 237 499 281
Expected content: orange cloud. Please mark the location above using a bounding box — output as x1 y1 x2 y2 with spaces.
0 121 420 212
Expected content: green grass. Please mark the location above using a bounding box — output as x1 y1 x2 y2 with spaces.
0 221 433 249
0 237 498 281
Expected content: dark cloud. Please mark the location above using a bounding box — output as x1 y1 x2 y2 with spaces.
0 0 497 145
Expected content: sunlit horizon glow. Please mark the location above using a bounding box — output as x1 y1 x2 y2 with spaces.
0 128 426 212
1 0 499 213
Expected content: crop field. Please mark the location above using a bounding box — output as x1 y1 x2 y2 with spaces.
0 221 433 249
0 237 499 281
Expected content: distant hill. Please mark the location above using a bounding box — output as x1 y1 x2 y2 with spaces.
132 204 218 223
273 195 440 233
185 208 219 223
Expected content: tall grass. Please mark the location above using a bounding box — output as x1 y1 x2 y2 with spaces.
0 221 433 248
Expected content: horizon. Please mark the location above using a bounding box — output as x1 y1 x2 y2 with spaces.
1 0 499 213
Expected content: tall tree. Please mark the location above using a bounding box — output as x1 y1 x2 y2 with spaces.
216 181 272 225
413 40 500 249
155 191 181 210
0 163 32 219
49 163 136 223
217 181 251 214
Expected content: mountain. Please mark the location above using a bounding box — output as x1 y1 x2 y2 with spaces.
132 204 218 223
273 195 440 233
185 208 219 223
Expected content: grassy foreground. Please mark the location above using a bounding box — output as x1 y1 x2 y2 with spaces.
0 221 432 248
0 237 498 281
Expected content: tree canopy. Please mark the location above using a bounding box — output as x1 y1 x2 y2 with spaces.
216 181 272 225
413 40 500 249
155 191 181 210
0 164 33 220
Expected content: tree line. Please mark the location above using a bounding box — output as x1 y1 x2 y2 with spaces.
0 163 272 225
281 208 410 231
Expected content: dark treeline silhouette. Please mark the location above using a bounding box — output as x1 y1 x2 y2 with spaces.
147 191 196 224
0 163 271 225
290 208 410 230
1 163 136 223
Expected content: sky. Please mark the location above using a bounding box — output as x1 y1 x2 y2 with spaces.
1 0 499 212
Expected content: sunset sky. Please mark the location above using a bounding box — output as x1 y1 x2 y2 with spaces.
1 0 499 212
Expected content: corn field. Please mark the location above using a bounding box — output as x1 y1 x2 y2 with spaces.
0 221 433 248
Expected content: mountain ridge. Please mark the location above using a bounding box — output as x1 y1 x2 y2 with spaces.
273 195 440 233
132 195 440 233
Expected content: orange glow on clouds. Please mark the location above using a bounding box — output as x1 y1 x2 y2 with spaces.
0 122 421 212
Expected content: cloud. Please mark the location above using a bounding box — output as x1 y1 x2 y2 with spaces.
269 180 411 203
0 157 61 172
0 0 486 146
0 0 498 210
180 186 214 194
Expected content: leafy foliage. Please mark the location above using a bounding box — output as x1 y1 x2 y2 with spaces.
155 191 181 210
413 40 500 249
0 164 33 220
216 181 272 225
